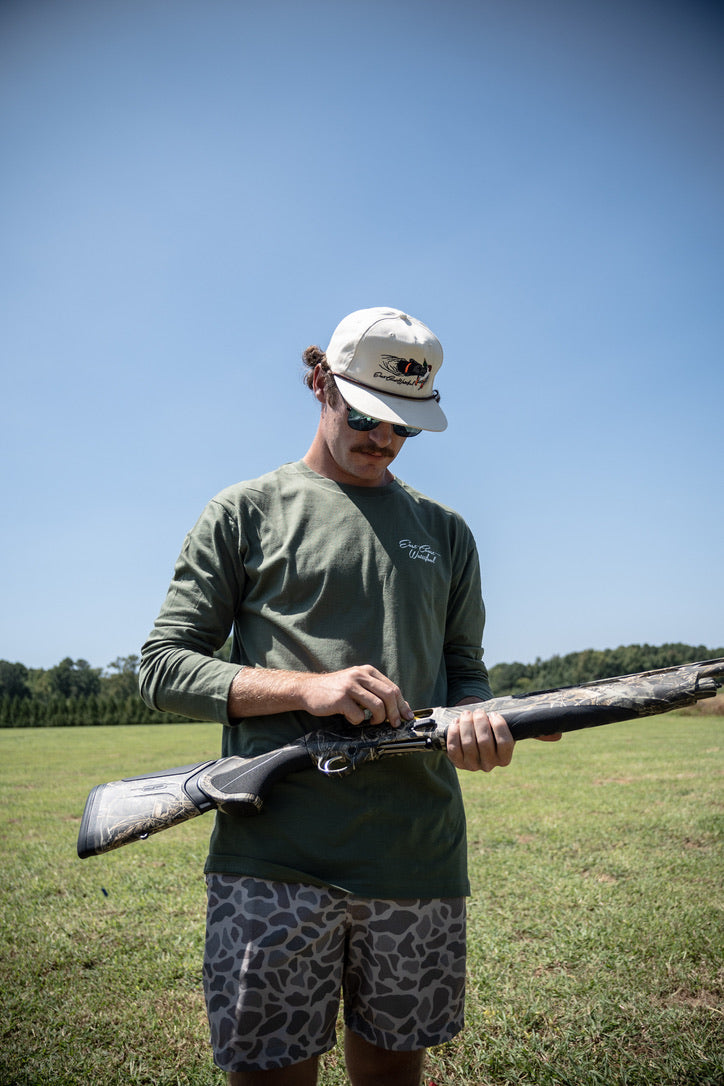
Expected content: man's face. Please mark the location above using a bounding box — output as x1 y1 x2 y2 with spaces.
317 389 408 488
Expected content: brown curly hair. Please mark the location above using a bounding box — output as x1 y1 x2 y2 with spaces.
302 345 340 405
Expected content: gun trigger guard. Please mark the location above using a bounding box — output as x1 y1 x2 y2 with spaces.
319 754 354 776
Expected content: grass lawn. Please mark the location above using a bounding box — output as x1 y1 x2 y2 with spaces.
0 716 722 1085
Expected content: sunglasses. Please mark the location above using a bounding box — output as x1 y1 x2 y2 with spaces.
345 405 422 439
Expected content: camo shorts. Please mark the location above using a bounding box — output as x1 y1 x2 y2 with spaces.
203 874 466 1072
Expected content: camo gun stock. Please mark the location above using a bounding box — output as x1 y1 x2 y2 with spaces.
77 657 723 858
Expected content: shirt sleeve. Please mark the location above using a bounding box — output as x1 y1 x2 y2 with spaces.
138 498 245 723
444 527 494 705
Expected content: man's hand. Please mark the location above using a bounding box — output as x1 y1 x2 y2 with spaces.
446 696 563 772
446 707 516 772
227 664 413 728
298 666 414 728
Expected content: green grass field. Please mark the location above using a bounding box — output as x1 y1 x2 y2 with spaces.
1 718 722 1085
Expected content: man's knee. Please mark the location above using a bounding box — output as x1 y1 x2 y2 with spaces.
227 1054 319 1086
344 1028 426 1086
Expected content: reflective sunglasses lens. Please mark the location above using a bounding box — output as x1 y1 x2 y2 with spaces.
346 409 379 431
346 406 422 438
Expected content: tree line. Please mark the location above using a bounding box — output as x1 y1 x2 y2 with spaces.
0 643 722 727
487 642 724 696
0 655 195 727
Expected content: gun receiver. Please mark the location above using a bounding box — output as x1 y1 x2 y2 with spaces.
77 657 723 858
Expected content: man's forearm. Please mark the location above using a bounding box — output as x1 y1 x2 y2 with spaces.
227 674 494 727
227 665 413 727
227 667 313 718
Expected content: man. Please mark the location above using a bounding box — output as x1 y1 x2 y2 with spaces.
140 307 534 1086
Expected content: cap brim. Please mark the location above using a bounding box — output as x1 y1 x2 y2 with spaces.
333 375 448 432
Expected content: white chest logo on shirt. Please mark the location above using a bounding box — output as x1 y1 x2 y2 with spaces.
399 539 440 564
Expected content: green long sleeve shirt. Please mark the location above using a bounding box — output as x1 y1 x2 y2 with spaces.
140 460 492 897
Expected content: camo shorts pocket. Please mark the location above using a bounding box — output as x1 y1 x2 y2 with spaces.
203 874 466 1073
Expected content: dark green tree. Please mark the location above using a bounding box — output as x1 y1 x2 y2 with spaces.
0 661 32 700
103 655 141 699
46 658 101 699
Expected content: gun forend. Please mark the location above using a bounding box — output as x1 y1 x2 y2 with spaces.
440 657 724 741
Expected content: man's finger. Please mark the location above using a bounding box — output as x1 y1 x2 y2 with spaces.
487 711 515 766
354 672 410 727
445 716 464 769
382 694 414 728
344 695 384 726
447 709 515 772
447 710 484 770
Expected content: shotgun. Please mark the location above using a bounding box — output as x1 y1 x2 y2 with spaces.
77 658 724 858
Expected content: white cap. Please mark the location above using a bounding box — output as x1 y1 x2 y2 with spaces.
325 307 447 432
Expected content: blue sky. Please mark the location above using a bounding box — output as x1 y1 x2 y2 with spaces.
2 0 722 675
